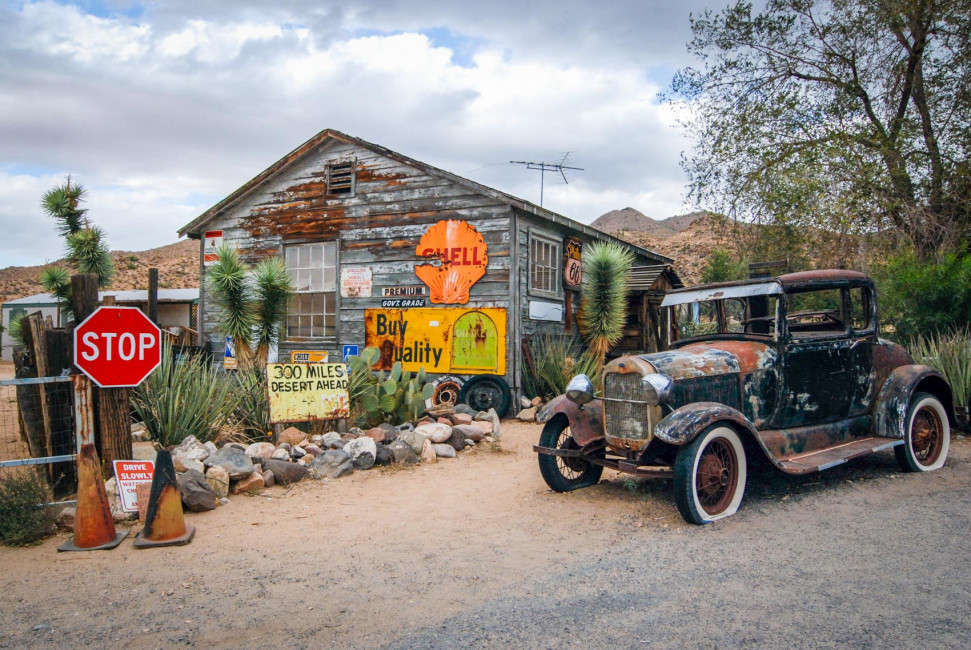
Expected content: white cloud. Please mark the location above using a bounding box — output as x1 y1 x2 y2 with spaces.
0 0 709 268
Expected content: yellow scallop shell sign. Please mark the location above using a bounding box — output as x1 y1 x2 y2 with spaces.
414 220 488 304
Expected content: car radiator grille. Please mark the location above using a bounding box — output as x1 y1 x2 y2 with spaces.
603 372 654 440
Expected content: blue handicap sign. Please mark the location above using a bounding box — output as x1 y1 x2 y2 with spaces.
342 344 359 362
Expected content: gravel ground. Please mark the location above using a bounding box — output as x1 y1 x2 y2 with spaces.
1 421 968 649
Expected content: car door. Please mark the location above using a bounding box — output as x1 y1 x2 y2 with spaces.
778 286 856 427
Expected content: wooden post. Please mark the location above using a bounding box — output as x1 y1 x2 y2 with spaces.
70 274 132 478
148 268 159 325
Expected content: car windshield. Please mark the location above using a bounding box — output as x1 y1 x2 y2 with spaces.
665 294 780 345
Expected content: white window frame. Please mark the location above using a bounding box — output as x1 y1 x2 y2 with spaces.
528 231 562 299
285 241 338 340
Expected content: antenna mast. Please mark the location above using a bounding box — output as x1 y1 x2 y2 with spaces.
510 153 583 207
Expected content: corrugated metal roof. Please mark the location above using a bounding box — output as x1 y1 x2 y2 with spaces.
627 265 684 291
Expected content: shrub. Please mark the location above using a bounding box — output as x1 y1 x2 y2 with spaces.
578 241 634 365
875 253 971 341
522 334 602 401
233 364 272 439
909 328 971 408
0 471 57 546
700 248 748 284
132 341 240 446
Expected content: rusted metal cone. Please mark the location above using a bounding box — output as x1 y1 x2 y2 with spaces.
133 449 195 548
58 443 128 552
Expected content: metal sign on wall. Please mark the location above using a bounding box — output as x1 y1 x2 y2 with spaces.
267 363 349 422
340 267 373 298
564 237 582 290
203 230 223 266
414 220 488 304
364 307 506 375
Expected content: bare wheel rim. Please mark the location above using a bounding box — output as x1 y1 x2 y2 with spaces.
696 437 739 515
912 405 945 467
556 427 587 478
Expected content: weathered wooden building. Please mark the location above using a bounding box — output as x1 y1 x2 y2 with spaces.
179 129 674 415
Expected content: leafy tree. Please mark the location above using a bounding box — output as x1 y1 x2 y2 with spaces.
206 243 294 368
700 249 749 283
38 178 115 320
672 0 971 261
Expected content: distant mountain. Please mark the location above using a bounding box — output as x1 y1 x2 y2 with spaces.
662 211 715 232
0 239 198 304
591 207 676 237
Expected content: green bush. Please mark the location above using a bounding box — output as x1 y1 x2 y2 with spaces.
522 334 603 401
132 341 240 446
233 364 272 439
0 471 57 546
875 253 971 341
700 249 748 284
909 328 971 408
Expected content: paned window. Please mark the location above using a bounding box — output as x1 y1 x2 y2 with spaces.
286 242 337 339
529 233 561 297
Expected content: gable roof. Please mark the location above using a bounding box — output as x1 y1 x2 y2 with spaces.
178 129 671 264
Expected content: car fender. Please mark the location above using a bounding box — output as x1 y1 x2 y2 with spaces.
655 402 759 446
873 365 955 439
536 395 605 447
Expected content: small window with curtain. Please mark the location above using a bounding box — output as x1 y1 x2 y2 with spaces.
285 241 337 339
529 232 561 297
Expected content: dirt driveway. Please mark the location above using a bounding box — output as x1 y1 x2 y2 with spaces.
1 419 969 649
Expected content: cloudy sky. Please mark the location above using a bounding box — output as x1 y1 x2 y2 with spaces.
0 0 718 268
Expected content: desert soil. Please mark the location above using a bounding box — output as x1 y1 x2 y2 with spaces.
0 380 969 649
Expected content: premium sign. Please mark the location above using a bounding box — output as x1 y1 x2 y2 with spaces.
112 460 155 513
382 286 427 297
203 230 223 266
564 237 582 290
414 220 488 304
364 307 506 375
340 267 373 298
267 363 349 422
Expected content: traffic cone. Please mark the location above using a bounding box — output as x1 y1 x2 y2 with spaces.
133 449 195 548
58 443 128 552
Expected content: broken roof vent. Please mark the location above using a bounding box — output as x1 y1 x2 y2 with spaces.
327 161 355 195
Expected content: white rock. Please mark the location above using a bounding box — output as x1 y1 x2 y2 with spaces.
415 422 452 444
271 448 290 461
432 444 457 459
244 442 277 459
343 436 377 462
205 465 230 499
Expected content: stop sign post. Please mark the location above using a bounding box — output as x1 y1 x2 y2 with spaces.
74 306 162 388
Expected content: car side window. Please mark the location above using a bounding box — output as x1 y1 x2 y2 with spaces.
786 288 845 339
849 287 873 333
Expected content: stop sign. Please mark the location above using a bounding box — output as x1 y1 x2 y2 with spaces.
74 306 162 388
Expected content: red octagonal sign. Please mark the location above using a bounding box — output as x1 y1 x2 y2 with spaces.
74 306 162 388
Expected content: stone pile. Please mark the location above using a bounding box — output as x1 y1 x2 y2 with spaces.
516 395 546 422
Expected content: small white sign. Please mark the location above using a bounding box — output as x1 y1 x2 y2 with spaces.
340 267 373 298
112 460 155 513
529 300 564 322
203 230 223 266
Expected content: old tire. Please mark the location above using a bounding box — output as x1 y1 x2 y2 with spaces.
537 416 604 492
674 425 747 525
459 374 511 418
895 392 950 472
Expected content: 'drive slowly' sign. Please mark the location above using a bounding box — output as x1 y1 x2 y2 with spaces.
267 363 349 423
112 460 155 513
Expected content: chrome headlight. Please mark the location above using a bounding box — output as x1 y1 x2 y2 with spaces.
639 373 673 406
565 374 595 406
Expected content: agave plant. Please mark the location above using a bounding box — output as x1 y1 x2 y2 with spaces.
910 328 971 408
578 241 634 365
522 334 603 400
132 340 241 446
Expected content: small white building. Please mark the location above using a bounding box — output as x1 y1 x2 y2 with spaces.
1 288 199 361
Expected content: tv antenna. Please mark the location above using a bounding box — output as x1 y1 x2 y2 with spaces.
510 153 583 207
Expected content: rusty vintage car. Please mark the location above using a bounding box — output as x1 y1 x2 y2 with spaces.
534 270 954 524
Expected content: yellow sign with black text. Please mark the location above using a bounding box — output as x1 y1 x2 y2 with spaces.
267 363 349 423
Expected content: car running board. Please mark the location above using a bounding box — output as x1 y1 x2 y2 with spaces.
778 436 903 474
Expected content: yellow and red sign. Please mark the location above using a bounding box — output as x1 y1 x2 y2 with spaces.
414 220 488 304
565 237 582 290
267 363 349 423
364 308 506 375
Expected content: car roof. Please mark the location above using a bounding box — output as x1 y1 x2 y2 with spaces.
664 269 871 300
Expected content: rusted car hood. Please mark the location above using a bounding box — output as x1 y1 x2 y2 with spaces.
639 341 778 379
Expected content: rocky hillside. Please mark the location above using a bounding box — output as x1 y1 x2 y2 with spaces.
0 239 198 303
591 207 676 237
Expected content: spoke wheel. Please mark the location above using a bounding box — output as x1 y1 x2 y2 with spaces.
674 425 747 525
895 392 950 472
537 416 603 492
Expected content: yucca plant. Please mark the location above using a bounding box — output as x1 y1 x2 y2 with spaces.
252 257 294 364
522 334 603 400
910 328 971 408
132 340 241 446
578 241 634 365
